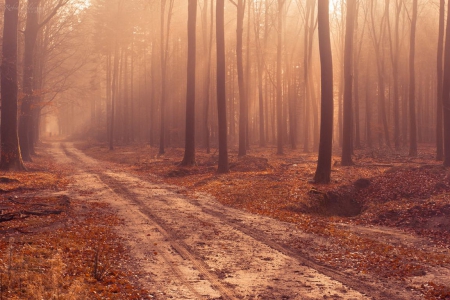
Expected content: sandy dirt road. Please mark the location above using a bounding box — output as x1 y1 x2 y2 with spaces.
48 142 428 299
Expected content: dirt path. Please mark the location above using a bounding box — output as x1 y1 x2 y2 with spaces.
48 142 429 299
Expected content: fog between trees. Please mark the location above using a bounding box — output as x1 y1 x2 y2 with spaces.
1 0 449 182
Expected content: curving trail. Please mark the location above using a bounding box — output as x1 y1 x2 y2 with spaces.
48 142 425 299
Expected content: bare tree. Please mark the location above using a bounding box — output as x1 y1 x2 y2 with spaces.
276 0 285 155
443 0 450 166
159 0 175 155
231 0 248 156
341 0 356 166
1 0 25 171
314 0 334 183
387 0 403 150
368 0 390 148
408 0 418 156
436 0 445 161
181 0 197 166
216 0 229 173
19 0 68 161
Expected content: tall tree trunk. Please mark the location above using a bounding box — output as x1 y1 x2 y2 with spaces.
408 0 418 156
1 0 25 171
342 0 356 166
19 0 40 162
314 0 334 184
303 0 316 153
369 0 390 148
109 2 121 150
443 0 450 166
436 0 445 161
387 0 403 150
109 40 119 150
203 0 214 153
237 0 247 156
130 40 135 142
245 0 252 150
123 49 130 144
276 0 285 155
254 0 268 147
216 0 229 173
159 0 174 155
181 0 197 166
106 51 112 142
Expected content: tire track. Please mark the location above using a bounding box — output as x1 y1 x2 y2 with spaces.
58 142 419 299
61 143 237 299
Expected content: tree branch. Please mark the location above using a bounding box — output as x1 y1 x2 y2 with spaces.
38 0 70 29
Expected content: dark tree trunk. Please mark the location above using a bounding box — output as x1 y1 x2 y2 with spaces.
408 0 418 157
203 0 214 154
341 0 356 166
110 31 120 150
314 0 334 184
1 0 25 171
216 0 229 173
181 0 197 166
19 0 40 162
387 0 403 150
437 0 445 161
276 0 285 155
254 0 268 147
159 0 174 155
303 0 316 153
443 0 450 166
237 0 247 156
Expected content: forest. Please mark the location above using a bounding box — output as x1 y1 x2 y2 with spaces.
0 0 450 299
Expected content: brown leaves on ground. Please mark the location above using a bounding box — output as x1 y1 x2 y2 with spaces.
77 142 450 299
0 148 150 299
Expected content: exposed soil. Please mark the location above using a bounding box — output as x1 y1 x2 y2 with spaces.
71 142 450 299
3 141 449 299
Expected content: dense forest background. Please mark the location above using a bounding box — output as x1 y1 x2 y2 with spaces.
0 0 448 176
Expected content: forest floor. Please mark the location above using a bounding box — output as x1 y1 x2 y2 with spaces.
1 141 449 299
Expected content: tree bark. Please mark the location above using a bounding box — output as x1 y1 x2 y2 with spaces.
159 0 174 155
181 0 197 166
276 0 285 155
1 0 25 171
237 0 247 156
437 0 445 161
314 0 334 184
19 0 40 162
408 0 418 156
216 0 229 173
341 0 356 166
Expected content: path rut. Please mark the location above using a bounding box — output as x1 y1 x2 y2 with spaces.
49 143 426 299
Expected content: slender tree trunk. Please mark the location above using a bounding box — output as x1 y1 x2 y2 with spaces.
106 51 112 142
276 0 285 155
387 0 402 150
216 0 229 173
130 40 135 142
437 0 445 161
303 0 316 153
1 0 25 171
254 0 268 147
159 0 174 155
19 0 40 162
237 0 247 156
203 0 214 153
342 0 356 166
110 4 120 151
443 0 450 166
314 0 334 184
408 0 418 156
181 0 197 166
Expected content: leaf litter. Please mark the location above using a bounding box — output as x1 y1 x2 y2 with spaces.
77 142 450 299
